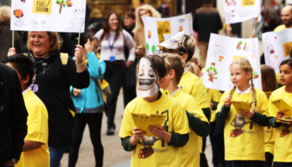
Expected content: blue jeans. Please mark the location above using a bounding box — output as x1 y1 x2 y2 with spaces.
49 146 67 167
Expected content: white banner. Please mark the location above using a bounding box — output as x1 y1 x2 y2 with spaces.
11 0 86 32
142 13 193 55
224 0 261 24
203 34 262 91
263 29 292 74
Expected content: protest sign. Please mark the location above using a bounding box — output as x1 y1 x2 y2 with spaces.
141 13 193 56
262 29 292 74
203 34 262 91
224 0 261 24
11 0 86 32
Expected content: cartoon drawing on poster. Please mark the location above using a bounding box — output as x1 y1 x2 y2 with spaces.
263 28 292 74
203 33 262 91
206 63 218 83
142 14 193 56
11 0 86 32
224 0 261 24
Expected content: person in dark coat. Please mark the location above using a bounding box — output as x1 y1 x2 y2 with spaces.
0 63 28 167
193 0 222 69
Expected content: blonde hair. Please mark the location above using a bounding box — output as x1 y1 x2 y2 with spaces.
229 58 257 111
27 31 62 52
160 53 185 84
186 62 194 74
179 35 196 62
0 6 11 25
133 4 161 34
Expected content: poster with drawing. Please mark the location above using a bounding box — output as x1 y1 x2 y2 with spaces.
203 34 262 91
262 29 292 74
224 0 261 24
142 13 193 56
11 0 86 32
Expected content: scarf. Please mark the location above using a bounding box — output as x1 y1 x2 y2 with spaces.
28 51 58 76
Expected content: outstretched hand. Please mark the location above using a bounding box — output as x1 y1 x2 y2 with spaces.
84 39 94 54
276 111 285 122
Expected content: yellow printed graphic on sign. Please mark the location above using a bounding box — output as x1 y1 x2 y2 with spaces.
233 56 247 61
242 0 255 6
33 0 53 15
283 42 292 57
157 21 171 35
157 28 165 43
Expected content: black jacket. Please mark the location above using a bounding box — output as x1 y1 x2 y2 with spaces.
0 63 28 164
193 4 223 42
28 52 90 147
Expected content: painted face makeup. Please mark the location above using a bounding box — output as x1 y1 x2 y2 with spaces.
137 58 159 97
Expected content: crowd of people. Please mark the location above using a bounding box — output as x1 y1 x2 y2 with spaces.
1 0 292 167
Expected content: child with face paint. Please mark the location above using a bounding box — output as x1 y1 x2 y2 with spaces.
158 31 211 166
159 53 209 167
119 55 190 167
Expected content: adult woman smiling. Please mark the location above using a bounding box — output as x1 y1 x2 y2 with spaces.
8 31 90 167
95 12 135 135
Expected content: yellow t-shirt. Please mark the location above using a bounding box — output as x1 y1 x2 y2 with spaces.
274 25 287 32
16 90 49 167
172 89 208 167
178 71 210 109
207 88 222 122
216 88 269 161
119 93 190 167
269 86 292 162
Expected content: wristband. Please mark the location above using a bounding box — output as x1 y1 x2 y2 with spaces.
76 60 85 66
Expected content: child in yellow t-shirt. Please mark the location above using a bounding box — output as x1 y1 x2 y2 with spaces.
119 55 189 167
261 65 278 167
4 54 49 167
159 53 209 167
215 58 278 166
268 59 292 167
188 57 225 167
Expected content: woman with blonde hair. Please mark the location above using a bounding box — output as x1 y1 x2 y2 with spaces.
8 31 90 167
0 6 22 61
133 4 161 58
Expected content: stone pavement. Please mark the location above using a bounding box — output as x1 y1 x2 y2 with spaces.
61 89 214 167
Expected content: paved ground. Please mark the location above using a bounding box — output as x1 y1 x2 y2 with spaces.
60 89 214 167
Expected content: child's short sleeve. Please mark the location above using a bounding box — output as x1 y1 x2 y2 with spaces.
119 106 134 138
258 91 269 116
25 102 48 144
172 102 190 135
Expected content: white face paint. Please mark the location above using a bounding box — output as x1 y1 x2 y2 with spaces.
137 58 159 98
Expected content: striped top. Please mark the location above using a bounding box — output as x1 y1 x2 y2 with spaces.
95 29 135 61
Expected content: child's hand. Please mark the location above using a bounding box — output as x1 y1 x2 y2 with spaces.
241 110 254 119
73 88 81 96
276 111 285 122
84 39 94 54
149 126 165 139
210 103 214 109
224 97 231 107
132 127 146 141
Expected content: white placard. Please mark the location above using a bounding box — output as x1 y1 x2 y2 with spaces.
263 29 292 74
142 13 193 55
224 0 261 24
11 0 86 32
203 34 262 91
